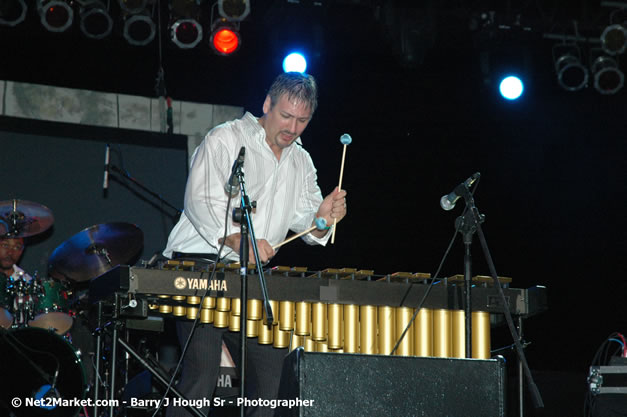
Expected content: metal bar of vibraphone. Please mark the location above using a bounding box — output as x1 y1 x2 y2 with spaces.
119 266 534 316
150 298 492 359
132 265 508 360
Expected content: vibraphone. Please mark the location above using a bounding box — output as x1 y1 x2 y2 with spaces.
91 262 547 360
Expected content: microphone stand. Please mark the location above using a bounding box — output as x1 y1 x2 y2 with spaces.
231 164 274 417
116 338 204 417
455 204 482 359
108 164 181 221
455 183 544 410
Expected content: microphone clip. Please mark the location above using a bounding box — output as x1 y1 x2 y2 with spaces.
440 172 480 211
225 147 246 197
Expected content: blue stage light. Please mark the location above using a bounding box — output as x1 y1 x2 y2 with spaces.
499 75 524 100
282 52 307 73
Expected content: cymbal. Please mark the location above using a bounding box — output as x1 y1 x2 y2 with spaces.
0 199 54 238
48 223 143 282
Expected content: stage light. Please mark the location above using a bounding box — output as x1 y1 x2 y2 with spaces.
553 44 588 91
592 56 624 95
38 0 74 32
282 52 307 73
210 19 240 55
169 0 203 49
601 24 627 56
171 19 202 48
218 0 250 22
499 75 524 100
0 0 27 26
79 1 113 39
123 11 156 46
118 0 147 14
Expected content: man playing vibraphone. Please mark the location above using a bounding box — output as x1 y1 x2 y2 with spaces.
163 72 347 417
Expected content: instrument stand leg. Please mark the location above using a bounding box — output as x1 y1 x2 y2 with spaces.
124 329 130 389
109 322 119 417
94 301 103 417
517 316 524 417
115 337 205 417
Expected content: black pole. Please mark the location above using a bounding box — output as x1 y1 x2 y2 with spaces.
231 149 274 417
456 206 479 359
463 235 472 359
94 301 103 417
109 322 118 417
109 164 181 218
518 316 525 417
238 220 249 417
457 184 544 409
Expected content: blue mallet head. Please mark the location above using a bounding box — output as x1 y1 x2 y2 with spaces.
315 217 328 230
340 134 352 145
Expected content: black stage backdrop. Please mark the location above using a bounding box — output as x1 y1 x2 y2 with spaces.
3 2 627 415
1 88 626 416
0 118 187 276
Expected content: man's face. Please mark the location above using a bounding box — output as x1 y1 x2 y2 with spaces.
0 238 24 272
262 93 312 157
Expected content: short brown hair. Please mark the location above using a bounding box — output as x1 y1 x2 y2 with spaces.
267 72 318 114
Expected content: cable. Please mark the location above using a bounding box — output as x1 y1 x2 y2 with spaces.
0 328 62 391
584 332 626 417
390 179 479 355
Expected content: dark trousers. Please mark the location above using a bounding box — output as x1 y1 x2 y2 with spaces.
165 319 288 417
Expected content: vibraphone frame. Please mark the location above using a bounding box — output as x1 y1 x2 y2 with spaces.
92 264 547 360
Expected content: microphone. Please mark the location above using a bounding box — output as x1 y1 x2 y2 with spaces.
224 146 246 197
440 172 481 211
103 144 110 195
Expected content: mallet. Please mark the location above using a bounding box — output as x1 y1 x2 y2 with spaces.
273 217 328 250
331 133 352 244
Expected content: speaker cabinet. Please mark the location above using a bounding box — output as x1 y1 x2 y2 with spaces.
277 348 506 417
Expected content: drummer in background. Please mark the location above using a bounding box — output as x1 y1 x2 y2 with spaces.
0 237 31 281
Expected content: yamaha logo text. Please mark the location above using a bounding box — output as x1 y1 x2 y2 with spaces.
174 277 228 291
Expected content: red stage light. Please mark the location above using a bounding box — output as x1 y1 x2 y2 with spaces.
211 27 240 55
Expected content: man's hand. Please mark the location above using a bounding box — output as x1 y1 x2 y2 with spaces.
312 187 347 237
219 233 275 264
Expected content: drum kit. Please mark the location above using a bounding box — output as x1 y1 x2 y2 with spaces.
0 199 143 417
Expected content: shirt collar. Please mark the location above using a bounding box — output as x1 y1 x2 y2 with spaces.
242 112 303 157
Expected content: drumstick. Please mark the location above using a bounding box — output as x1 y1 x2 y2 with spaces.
331 133 352 244
273 218 327 250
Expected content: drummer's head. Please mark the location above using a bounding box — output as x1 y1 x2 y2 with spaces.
0 237 24 275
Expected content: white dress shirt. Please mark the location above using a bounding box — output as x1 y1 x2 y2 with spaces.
163 112 330 260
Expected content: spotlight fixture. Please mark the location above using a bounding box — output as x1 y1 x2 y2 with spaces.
218 0 250 22
553 44 588 91
0 0 27 26
118 0 147 14
171 20 203 49
169 0 203 49
38 0 74 32
210 18 240 55
601 23 627 55
592 55 625 94
123 11 156 46
80 1 113 39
